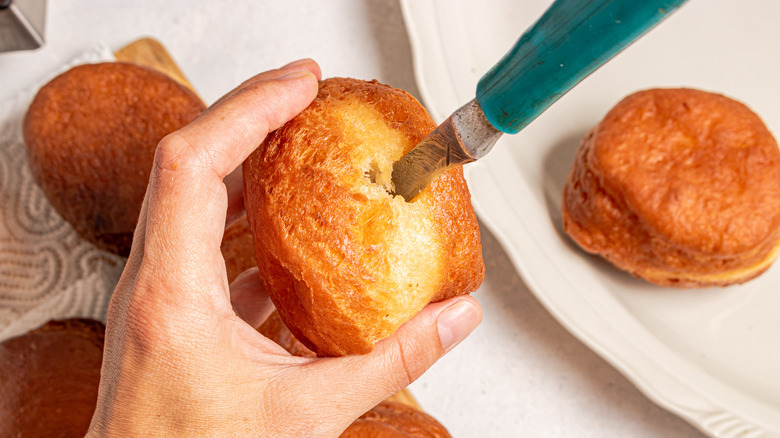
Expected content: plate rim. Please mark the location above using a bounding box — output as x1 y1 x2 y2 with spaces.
399 1 780 437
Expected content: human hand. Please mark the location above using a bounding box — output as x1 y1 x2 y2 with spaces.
87 59 483 437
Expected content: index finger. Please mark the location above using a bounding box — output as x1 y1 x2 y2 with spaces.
167 61 321 179
137 61 320 280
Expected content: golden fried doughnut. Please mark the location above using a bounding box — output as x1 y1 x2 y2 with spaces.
221 214 259 284
243 78 484 356
24 62 206 256
563 88 780 287
0 319 105 437
341 400 451 438
257 310 317 357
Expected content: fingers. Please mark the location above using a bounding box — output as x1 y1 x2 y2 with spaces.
222 61 321 226
140 62 320 283
229 268 275 328
300 295 482 431
210 58 321 110
168 62 320 179
357 295 481 391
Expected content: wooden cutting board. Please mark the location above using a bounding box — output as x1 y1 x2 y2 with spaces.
115 38 198 96
113 37 421 411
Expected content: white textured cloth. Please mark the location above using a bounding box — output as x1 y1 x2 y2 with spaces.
0 43 126 341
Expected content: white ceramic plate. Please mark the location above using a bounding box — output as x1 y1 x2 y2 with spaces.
400 1 780 436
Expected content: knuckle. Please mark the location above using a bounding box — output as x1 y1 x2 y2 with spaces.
111 294 166 356
154 133 188 172
154 132 210 176
111 266 185 353
388 335 429 391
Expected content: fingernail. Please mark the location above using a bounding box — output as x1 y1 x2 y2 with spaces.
280 58 313 69
277 70 313 81
437 299 481 352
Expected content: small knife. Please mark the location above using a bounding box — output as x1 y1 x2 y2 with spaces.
391 0 687 201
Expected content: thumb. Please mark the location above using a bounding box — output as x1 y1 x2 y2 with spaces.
302 296 482 433
360 295 482 394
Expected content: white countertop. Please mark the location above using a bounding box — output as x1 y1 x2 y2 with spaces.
0 1 707 436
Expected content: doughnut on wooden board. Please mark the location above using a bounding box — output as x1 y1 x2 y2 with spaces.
112 37 421 411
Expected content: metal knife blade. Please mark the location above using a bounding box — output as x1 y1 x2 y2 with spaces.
391 99 501 202
389 0 687 202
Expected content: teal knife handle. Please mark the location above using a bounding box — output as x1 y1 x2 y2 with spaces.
476 0 686 134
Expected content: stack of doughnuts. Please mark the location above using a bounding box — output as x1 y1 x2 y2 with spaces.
14 64 477 435
563 88 780 287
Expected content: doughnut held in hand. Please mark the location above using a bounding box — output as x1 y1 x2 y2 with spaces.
243 78 484 356
24 62 205 256
562 88 780 287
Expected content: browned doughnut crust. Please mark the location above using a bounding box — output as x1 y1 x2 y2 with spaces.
24 62 206 256
222 218 315 357
243 78 484 356
221 214 259 284
562 88 780 287
0 318 105 437
257 310 317 358
341 401 452 438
